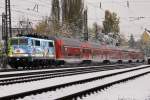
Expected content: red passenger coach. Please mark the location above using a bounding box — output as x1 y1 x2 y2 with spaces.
49 36 144 65
53 37 83 65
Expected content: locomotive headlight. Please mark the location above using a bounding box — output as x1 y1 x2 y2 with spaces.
9 54 13 57
22 54 29 57
12 53 29 57
16 49 20 53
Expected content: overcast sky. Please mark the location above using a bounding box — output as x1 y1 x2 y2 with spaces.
0 0 150 40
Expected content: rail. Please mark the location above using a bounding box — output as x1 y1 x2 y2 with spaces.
0 65 149 99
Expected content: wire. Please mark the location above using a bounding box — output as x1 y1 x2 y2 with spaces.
1 0 150 29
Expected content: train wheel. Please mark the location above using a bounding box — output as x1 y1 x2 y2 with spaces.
128 60 132 63
148 59 150 64
118 60 122 64
136 60 139 63
103 60 110 64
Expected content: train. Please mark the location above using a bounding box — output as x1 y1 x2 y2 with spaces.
8 34 145 69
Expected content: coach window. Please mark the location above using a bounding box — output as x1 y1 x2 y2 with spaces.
35 40 40 46
49 42 54 47
83 48 91 53
63 46 67 57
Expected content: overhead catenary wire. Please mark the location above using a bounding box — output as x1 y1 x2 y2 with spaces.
0 0 150 29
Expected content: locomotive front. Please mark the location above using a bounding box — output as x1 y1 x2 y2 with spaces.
8 36 56 68
8 37 33 68
9 37 29 57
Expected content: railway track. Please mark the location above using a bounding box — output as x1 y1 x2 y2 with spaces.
0 63 143 72
0 63 142 86
0 64 149 100
56 69 150 100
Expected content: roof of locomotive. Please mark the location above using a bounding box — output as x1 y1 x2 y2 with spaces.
12 34 52 41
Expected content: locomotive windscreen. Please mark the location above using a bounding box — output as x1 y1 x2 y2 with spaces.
11 38 28 45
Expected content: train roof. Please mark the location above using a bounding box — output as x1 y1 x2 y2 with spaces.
11 36 54 42
16 34 49 39
12 34 143 53
48 36 82 47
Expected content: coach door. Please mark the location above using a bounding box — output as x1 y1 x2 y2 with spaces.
82 48 91 60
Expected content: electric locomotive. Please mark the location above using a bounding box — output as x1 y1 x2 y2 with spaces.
8 35 55 68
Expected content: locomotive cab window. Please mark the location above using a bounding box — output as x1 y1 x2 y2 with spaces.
11 38 28 45
49 42 54 47
35 40 40 46
11 39 18 45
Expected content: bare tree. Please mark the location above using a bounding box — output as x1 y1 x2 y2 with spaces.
51 0 60 35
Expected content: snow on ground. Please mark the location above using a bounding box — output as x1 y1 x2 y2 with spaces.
14 65 150 100
0 65 142 97
82 73 150 100
0 65 149 99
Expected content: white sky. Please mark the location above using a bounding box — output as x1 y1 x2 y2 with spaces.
0 0 150 39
